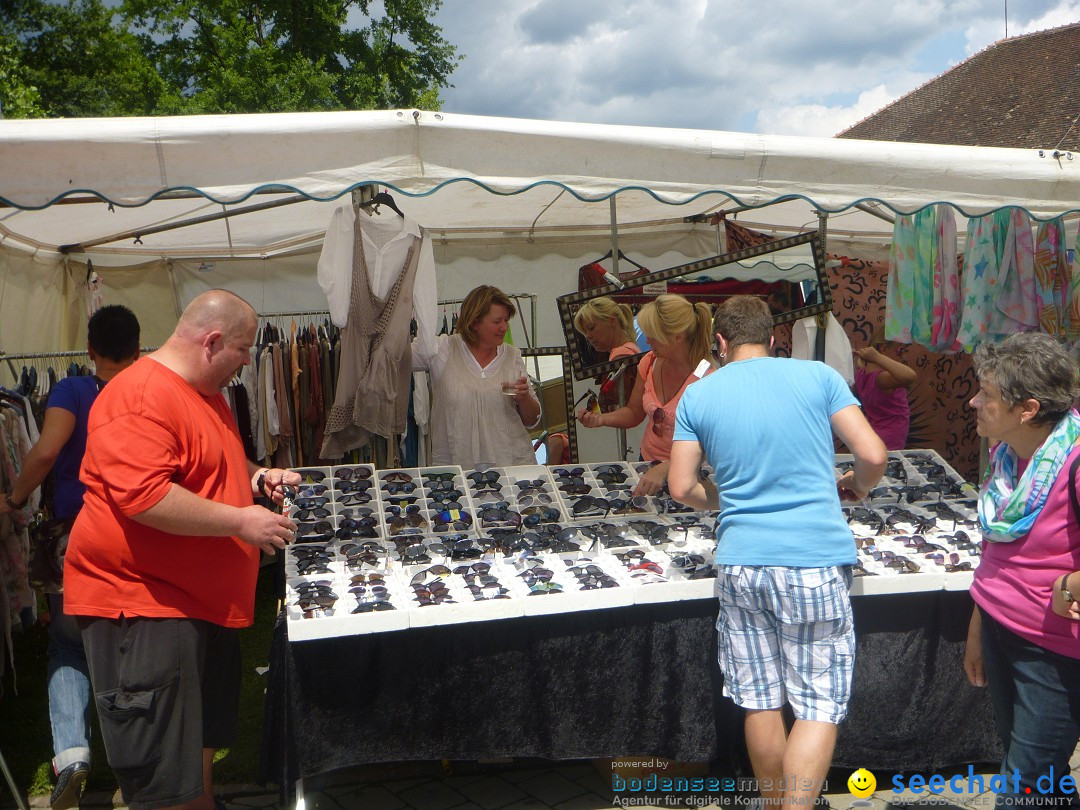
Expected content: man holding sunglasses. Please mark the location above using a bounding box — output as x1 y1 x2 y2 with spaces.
63 290 301 810
667 296 885 810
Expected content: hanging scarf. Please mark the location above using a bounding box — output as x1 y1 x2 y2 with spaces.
979 408 1080 542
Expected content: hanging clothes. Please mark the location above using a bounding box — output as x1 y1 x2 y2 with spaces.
990 208 1039 336
1032 217 1071 339
1070 221 1080 343
790 313 855 385
317 199 437 348
955 208 1013 352
930 205 961 351
886 207 938 344
321 209 423 457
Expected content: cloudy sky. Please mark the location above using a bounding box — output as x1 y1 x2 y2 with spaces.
430 0 1079 136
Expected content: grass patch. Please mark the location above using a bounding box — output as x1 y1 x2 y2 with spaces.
0 563 280 798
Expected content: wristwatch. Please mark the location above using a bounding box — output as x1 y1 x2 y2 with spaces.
1060 575 1076 604
5 493 27 510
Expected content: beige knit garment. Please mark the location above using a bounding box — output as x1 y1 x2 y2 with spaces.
321 208 420 458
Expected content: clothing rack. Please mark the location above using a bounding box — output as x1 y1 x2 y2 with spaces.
0 347 158 383
437 293 538 352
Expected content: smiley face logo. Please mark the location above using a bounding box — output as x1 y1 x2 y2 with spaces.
847 768 876 797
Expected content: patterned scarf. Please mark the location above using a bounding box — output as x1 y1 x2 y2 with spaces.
979 409 1080 542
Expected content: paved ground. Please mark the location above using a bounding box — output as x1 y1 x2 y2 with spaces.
17 744 1080 810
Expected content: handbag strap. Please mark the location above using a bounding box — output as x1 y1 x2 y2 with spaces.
1069 454 1080 522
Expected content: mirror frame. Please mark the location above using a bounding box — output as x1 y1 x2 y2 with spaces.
520 346 578 463
556 230 831 382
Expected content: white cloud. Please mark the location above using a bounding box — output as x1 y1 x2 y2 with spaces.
433 0 1077 135
755 85 904 138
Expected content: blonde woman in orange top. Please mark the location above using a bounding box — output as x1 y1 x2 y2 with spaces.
578 294 716 495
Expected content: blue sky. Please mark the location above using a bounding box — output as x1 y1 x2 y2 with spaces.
429 0 1080 136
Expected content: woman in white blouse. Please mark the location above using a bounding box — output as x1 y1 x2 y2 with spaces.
414 285 541 468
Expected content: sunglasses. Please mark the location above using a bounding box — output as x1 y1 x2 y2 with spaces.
296 520 332 535
609 496 649 515
337 492 374 506
297 485 328 497
381 471 414 485
335 480 373 494
382 482 417 495
423 473 458 484
553 467 585 478
386 503 421 517
467 470 500 484
651 407 668 436
335 466 373 482
560 483 592 496
573 390 599 415
389 515 429 535
425 480 460 492
351 600 396 613
517 493 553 506
410 565 452 586
521 506 560 525
294 469 327 483
570 496 610 517
294 508 331 521
528 582 564 594
294 496 330 510
428 490 464 503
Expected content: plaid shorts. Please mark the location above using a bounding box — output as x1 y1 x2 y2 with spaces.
715 565 855 724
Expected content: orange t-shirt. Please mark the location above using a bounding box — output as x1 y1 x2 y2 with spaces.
638 352 713 462
64 357 260 627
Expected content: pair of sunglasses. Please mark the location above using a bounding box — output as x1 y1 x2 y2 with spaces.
335 466 372 481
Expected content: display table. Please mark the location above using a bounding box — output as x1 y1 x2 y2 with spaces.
260 451 1002 790
259 588 1001 788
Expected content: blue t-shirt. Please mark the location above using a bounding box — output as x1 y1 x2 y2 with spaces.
47 375 102 519
674 356 858 567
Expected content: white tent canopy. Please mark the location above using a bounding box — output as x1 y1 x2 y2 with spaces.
2 109 1077 462
1 109 1078 258
1 108 1078 345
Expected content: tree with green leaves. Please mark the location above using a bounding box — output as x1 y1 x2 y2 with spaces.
0 0 459 117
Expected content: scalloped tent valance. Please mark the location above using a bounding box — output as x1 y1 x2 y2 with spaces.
0 109 1077 260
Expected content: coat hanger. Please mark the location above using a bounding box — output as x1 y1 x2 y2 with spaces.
369 191 405 218
597 249 647 271
616 250 647 271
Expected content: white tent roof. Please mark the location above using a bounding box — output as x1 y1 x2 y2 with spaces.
1 109 1078 261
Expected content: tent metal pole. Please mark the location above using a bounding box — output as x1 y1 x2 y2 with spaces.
854 202 896 224
609 195 628 461
58 194 311 254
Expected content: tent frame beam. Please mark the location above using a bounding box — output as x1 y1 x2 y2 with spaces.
58 194 311 254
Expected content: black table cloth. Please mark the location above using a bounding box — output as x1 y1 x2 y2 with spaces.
260 590 1002 787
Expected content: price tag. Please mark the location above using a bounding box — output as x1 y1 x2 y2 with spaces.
642 280 667 296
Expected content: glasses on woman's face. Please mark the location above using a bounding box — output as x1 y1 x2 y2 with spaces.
651 407 668 436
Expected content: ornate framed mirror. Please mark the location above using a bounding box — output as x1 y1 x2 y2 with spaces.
557 231 830 381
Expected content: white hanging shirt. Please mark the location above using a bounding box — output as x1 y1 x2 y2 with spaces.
317 199 437 352
791 312 855 385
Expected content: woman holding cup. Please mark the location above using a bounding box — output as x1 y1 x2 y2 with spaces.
414 285 540 468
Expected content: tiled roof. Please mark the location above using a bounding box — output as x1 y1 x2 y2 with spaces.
837 22 1080 151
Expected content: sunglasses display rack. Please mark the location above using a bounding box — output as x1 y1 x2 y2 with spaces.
837 451 983 595
551 462 657 519
289 465 384 543
283 451 985 640
374 466 479 538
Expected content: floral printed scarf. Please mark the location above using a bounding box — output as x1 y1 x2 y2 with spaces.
979 408 1080 542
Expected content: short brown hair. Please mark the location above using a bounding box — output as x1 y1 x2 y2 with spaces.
713 296 773 350
456 285 517 347
973 333 1079 427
